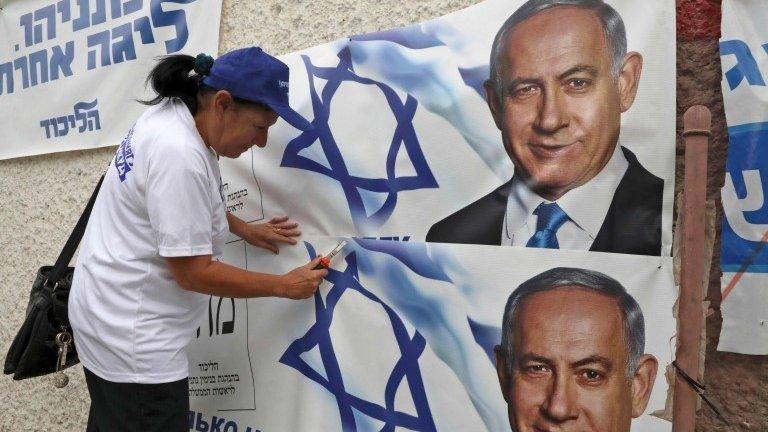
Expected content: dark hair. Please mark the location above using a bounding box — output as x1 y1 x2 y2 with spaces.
490 0 627 98
140 54 207 114
140 54 271 115
499 267 645 378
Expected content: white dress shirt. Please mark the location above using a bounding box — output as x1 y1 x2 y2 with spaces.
501 144 629 250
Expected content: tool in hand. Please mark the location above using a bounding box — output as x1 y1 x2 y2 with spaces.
313 240 348 270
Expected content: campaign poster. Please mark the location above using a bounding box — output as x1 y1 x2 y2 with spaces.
187 236 676 432
220 0 675 257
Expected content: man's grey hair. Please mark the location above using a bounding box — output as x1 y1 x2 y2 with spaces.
499 267 645 379
489 0 628 98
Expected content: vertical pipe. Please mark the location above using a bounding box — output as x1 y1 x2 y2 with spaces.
673 105 711 432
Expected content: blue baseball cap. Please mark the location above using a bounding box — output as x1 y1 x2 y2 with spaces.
202 47 313 131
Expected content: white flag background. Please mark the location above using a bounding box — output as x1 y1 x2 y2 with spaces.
217 0 676 252
187 237 676 432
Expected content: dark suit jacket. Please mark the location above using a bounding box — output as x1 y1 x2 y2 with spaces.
425 147 663 256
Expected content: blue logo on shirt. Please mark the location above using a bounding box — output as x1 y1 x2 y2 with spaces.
115 127 135 182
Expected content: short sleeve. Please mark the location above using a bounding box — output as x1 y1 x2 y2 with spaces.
146 143 215 257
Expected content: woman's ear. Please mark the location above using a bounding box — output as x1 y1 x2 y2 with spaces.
212 90 235 115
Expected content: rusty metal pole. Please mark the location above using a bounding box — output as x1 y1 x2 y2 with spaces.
673 105 711 432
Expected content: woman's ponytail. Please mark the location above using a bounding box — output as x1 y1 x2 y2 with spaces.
140 54 205 114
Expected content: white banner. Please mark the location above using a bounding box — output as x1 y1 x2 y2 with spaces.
0 0 222 160
219 0 676 257
187 237 675 432
188 1 678 430
718 0 768 354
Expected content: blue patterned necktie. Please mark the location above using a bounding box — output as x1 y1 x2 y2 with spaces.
526 202 569 249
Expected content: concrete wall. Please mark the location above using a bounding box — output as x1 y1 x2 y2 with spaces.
0 0 763 430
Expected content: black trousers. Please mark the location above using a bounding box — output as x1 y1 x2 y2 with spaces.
84 367 188 432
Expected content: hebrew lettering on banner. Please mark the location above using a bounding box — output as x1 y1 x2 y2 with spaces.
718 0 768 354
187 236 677 432
39 99 100 139
1 0 222 159
185 239 258 412
218 152 265 244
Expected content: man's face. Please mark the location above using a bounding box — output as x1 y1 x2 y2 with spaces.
486 7 641 200
502 287 635 432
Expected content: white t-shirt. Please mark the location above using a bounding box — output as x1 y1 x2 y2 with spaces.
70 99 229 384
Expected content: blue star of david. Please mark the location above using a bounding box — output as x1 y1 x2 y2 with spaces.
279 243 436 432
280 47 439 232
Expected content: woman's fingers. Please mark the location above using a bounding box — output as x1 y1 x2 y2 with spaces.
271 232 299 245
268 215 290 224
259 240 279 254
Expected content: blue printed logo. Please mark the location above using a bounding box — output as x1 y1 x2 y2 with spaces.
280 47 438 232
39 99 101 139
115 126 135 182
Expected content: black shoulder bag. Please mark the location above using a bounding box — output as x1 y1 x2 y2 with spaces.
4 174 104 387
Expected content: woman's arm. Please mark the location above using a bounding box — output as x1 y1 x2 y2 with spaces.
165 255 327 299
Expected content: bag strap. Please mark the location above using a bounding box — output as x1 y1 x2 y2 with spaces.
47 173 105 287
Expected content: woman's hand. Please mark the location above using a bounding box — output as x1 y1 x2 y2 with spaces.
277 257 329 299
242 216 301 254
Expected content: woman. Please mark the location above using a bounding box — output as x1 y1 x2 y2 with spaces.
69 47 328 431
